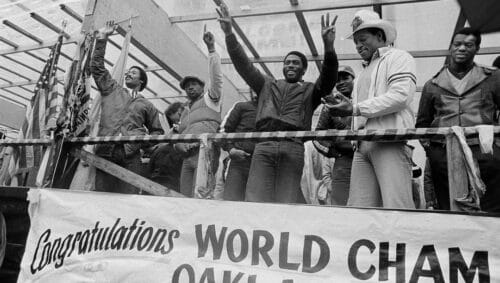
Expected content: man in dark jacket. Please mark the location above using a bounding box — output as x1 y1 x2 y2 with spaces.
314 65 355 205
91 21 163 194
416 28 500 212
217 2 338 203
219 94 258 201
148 103 185 193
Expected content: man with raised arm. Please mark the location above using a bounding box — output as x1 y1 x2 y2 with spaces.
216 1 338 203
174 26 223 197
91 21 163 194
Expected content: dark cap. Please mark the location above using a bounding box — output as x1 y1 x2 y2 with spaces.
179 76 205 90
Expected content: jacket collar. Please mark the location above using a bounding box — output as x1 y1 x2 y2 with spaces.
362 46 392 67
129 89 144 100
431 63 491 95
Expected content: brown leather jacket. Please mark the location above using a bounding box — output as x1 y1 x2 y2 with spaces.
417 64 500 132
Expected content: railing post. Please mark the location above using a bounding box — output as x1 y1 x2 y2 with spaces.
446 134 469 211
194 134 215 199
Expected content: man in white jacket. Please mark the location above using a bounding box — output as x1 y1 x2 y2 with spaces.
325 10 416 208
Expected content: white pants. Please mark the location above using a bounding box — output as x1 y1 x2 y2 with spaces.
348 141 415 209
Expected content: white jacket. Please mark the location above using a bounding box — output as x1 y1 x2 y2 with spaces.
353 47 416 130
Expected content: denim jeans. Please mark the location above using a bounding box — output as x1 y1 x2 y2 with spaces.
179 154 199 197
180 148 220 198
245 141 304 203
330 155 352 205
223 158 251 201
95 147 142 194
348 141 414 208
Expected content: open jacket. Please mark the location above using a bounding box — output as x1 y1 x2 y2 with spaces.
91 39 163 156
416 64 500 130
226 33 338 132
353 47 417 130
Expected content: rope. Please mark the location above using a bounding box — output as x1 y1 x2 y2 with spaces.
2 126 499 146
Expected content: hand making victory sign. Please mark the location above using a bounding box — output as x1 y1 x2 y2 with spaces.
321 13 338 52
214 0 232 36
97 20 117 40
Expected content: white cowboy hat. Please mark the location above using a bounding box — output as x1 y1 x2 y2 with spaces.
346 10 397 44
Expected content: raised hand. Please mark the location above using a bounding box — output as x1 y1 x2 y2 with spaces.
215 0 232 35
321 13 338 49
203 24 215 52
97 20 117 39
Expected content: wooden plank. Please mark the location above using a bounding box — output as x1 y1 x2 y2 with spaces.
71 148 185 198
0 64 31 81
0 93 26 107
169 0 438 23
446 135 469 211
0 139 52 146
231 19 274 78
2 20 44 45
0 36 19 48
2 54 42 74
213 47 500 63
60 4 83 22
30 12 71 39
65 127 500 145
0 36 78 56
1 88 29 101
294 11 321 71
194 135 215 199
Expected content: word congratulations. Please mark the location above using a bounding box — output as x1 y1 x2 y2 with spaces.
29 218 180 274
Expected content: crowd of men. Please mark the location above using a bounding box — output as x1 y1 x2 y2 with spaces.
90 1 500 213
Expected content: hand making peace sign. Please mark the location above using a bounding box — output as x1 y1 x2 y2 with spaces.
321 13 338 47
215 0 232 35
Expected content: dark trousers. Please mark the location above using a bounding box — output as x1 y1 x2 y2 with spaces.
245 141 304 203
179 154 199 197
331 155 352 205
95 147 142 194
180 148 220 198
223 158 251 201
428 143 500 212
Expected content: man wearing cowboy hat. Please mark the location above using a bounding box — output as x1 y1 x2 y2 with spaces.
325 10 416 209
174 27 223 197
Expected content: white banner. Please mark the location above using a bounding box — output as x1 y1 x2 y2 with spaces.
19 189 500 283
